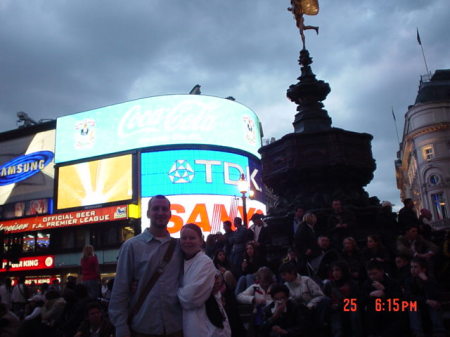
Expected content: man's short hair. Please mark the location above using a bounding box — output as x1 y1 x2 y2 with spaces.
366 259 384 271
148 195 171 208
87 301 103 312
234 217 242 225
403 198 412 206
395 254 410 262
279 262 297 275
269 284 290 298
250 213 263 221
404 224 419 234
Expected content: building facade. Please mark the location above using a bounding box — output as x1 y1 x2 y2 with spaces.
0 94 266 284
396 70 450 224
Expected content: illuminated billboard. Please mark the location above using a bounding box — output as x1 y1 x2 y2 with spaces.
57 154 133 210
0 130 55 205
0 198 51 219
55 95 262 163
0 205 129 234
0 255 55 272
141 195 266 237
141 149 263 200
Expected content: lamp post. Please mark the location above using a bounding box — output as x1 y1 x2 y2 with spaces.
238 174 249 227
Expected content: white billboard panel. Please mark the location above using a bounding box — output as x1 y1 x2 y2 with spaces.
141 195 266 238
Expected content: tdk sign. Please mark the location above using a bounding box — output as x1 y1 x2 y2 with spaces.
0 151 54 186
141 150 262 197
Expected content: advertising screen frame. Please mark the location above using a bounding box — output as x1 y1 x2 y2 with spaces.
55 95 263 163
141 195 266 237
55 152 137 212
141 148 264 200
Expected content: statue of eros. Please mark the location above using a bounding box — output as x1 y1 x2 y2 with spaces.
288 0 319 49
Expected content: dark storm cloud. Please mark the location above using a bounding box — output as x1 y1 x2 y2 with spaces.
0 0 449 205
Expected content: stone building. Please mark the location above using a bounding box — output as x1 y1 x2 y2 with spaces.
396 69 450 223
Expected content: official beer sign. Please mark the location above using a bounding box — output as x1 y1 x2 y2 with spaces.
0 205 128 233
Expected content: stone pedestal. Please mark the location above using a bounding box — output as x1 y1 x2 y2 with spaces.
260 49 376 213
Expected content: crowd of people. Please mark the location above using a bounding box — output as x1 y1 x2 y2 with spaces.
0 195 449 337
200 198 450 337
0 258 114 337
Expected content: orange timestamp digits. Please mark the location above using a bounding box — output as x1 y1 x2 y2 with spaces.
343 298 358 312
374 298 418 312
343 298 418 312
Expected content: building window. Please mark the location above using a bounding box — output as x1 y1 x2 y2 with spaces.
431 193 448 220
36 232 51 252
429 174 440 185
22 234 35 253
422 145 434 161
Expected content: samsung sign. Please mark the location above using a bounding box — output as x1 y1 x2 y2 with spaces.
0 151 54 186
141 150 263 200
55 95 262 163
0 129 55 205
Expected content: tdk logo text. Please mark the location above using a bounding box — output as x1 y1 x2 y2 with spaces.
141 150 263 198
168 159 261 191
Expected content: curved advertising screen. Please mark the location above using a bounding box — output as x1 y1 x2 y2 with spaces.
141 149 265 237
56 95 262 163
141 149 263 199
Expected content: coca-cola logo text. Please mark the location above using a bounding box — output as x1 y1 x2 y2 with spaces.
118 100 219 138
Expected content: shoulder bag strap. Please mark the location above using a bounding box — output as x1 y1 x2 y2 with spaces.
127 238 177 324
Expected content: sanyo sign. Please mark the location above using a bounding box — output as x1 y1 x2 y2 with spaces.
141 150 263 199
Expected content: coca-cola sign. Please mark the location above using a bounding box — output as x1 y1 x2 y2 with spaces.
55 95 262 163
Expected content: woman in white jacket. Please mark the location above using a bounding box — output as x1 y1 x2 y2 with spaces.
177 223 231 337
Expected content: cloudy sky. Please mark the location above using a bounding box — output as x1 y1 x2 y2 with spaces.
1 0 449 209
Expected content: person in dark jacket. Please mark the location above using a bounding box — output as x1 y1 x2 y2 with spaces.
261 284 306 337
361 234 392 274
375 201 399 250
341 237 365 283
323 261 362 337
249 214 271 260
398 198 419 232
74 302 114 337
326 200 355 249
294 212 319 275
360 260 407 337
404 257 446 337
230 217 253 272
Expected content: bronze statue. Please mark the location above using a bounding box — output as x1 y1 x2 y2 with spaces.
288 0 319 49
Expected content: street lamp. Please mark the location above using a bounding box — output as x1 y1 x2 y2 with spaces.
238 174 250 227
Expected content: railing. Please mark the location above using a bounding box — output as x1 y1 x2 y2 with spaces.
431 218 450 230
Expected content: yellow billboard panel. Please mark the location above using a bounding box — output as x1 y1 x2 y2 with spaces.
57 154 133 210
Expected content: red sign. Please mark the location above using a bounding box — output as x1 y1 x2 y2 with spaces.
0 205 128 234
0 255 55 272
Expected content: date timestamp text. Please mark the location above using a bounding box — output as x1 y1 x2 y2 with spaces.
343 298 418 312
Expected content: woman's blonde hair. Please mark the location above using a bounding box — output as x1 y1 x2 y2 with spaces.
302 212 317 225
82 245 94 259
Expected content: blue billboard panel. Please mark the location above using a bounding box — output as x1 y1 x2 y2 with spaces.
56 95 262 163
141 150 263 200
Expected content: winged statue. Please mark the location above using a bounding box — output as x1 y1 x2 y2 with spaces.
288 0 319 49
